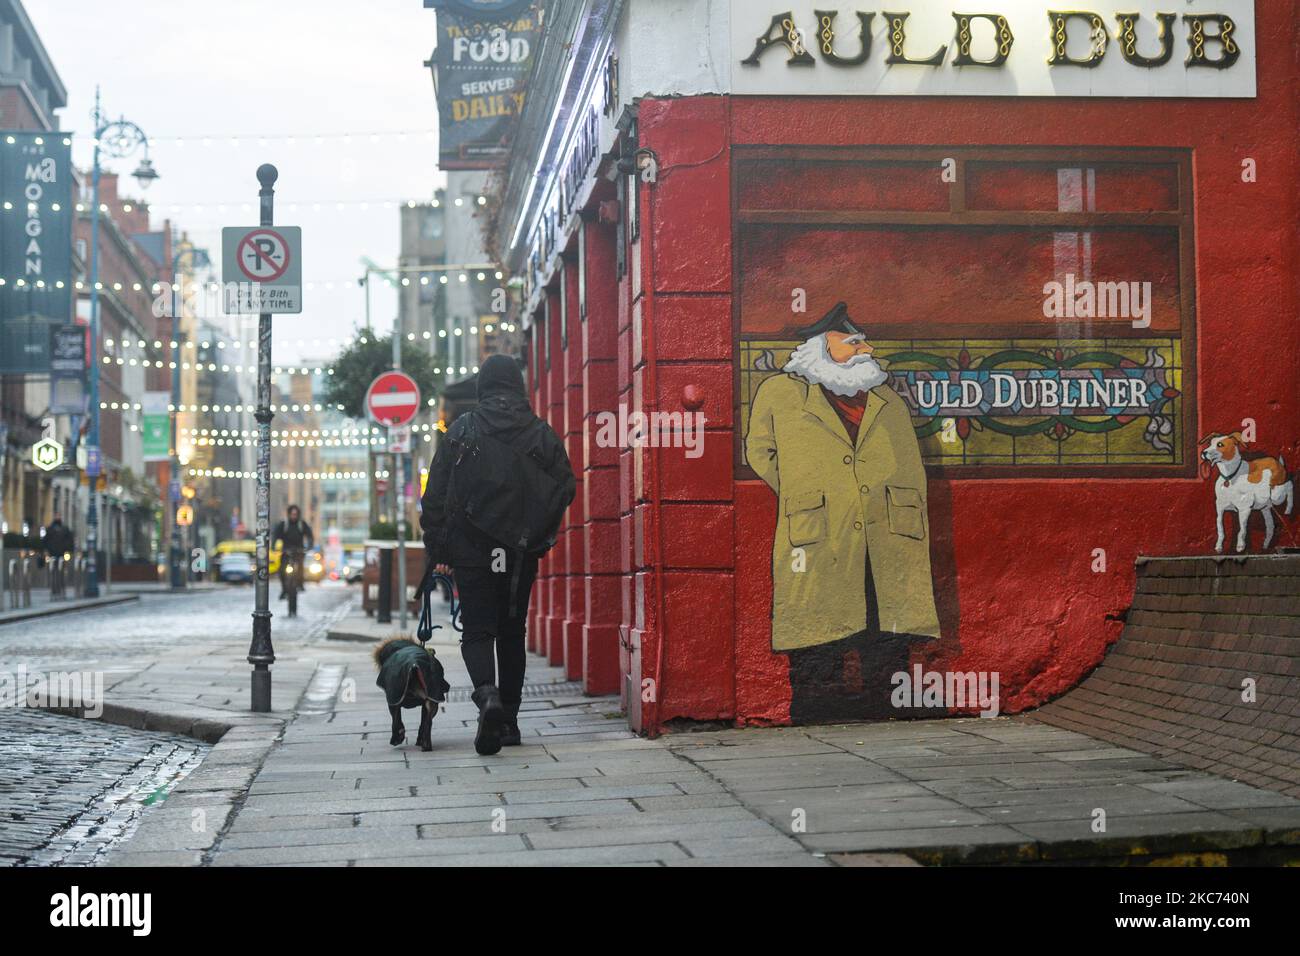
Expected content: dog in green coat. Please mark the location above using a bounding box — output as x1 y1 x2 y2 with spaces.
373 637 451 751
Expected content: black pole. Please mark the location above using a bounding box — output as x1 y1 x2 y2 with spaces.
248 163 278 712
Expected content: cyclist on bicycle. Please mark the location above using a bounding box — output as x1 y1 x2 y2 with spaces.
272 504 314 602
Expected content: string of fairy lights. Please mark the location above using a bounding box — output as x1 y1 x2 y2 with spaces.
188 468 392 481
182 422 443 447
9 128 441 148
3 270 507 289
100 322 517 358
8 195 489 215
10 127 514 479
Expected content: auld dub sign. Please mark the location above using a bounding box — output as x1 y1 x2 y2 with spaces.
732 1 1256 97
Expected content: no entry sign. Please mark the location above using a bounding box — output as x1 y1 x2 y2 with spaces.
366 370 421 427
221 225 303 314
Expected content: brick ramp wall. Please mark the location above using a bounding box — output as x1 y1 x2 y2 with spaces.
1029 555 1300 798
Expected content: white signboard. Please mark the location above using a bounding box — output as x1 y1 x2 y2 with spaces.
387 425 412 455
731 2 1256 98
221 226 303 314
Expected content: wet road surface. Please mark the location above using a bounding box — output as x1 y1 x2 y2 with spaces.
0 581 353 865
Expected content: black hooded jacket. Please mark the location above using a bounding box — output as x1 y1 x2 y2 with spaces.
419 354 575 567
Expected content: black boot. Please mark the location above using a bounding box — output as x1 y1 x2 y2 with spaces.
471 684 506 756
500 699 521 746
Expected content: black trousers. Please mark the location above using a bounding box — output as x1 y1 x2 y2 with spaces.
454 556 538 718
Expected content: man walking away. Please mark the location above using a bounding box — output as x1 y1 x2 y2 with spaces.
43 515 73 559
43 515 73 583
420 354 575 756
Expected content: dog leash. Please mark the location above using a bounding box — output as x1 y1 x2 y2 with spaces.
416 568 462 645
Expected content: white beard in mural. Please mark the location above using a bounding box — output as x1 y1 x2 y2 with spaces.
783 332 889 397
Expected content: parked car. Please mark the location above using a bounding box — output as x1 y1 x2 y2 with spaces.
340 549 366 584
218 551 253 584
215 538 281 575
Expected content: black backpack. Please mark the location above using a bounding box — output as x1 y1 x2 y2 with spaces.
448 413 570 555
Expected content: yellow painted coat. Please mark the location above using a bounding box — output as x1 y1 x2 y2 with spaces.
744 372 941 651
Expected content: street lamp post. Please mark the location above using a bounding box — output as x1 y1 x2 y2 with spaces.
84 87 158 598
167 244 193 591
247 164 279 713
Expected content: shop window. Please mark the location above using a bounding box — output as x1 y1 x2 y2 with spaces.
578 219 587 321
542 300 550 372
529 321 538 385
734 146 1195 478
559 262 568 350
627 172 640 242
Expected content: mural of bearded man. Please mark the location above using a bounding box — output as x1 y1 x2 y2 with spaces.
744 302 941 723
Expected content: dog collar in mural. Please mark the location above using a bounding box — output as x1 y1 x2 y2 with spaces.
1221 458 1247 486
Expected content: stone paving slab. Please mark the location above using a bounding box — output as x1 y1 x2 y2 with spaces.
94 595 1300 867
661 717 1300 865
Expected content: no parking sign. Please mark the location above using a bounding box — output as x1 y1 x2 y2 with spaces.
221 225 302 314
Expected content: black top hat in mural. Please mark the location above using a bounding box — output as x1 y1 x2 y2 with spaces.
795 301 863 339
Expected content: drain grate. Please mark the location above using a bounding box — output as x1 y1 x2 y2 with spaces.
446 680 584 703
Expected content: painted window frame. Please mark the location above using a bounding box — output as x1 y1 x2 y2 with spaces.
731 144 1198 481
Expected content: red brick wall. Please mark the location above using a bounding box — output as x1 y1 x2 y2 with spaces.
0 88 48 132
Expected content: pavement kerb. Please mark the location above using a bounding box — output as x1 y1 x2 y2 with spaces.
37 697 290 865
0 593 138 626
38 700 256 743
325 628 379 643
31 653 334 865
831 821 1300 866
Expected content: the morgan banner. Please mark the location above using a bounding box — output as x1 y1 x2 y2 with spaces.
732 1 1256 98
429 1 540 170
0 132 73 374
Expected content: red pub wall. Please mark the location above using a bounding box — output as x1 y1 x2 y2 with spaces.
581 214 624 695
562 259 586 681
624 6 1300 731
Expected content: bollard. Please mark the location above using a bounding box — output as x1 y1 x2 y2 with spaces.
19 557 31 608
377 547 393 624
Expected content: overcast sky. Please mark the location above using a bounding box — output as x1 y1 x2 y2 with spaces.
26 0 444 364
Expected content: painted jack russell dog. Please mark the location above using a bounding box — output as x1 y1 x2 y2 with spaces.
1200 432 1294 553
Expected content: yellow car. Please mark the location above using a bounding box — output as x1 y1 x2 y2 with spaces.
214 539 283 576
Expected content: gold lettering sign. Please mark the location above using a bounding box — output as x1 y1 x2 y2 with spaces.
739 8 1246 74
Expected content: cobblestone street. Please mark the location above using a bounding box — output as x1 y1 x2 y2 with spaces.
0 583 353 676
0 708 206 866
0 582 352 864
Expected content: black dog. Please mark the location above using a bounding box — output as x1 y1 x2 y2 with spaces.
373 637 450 751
